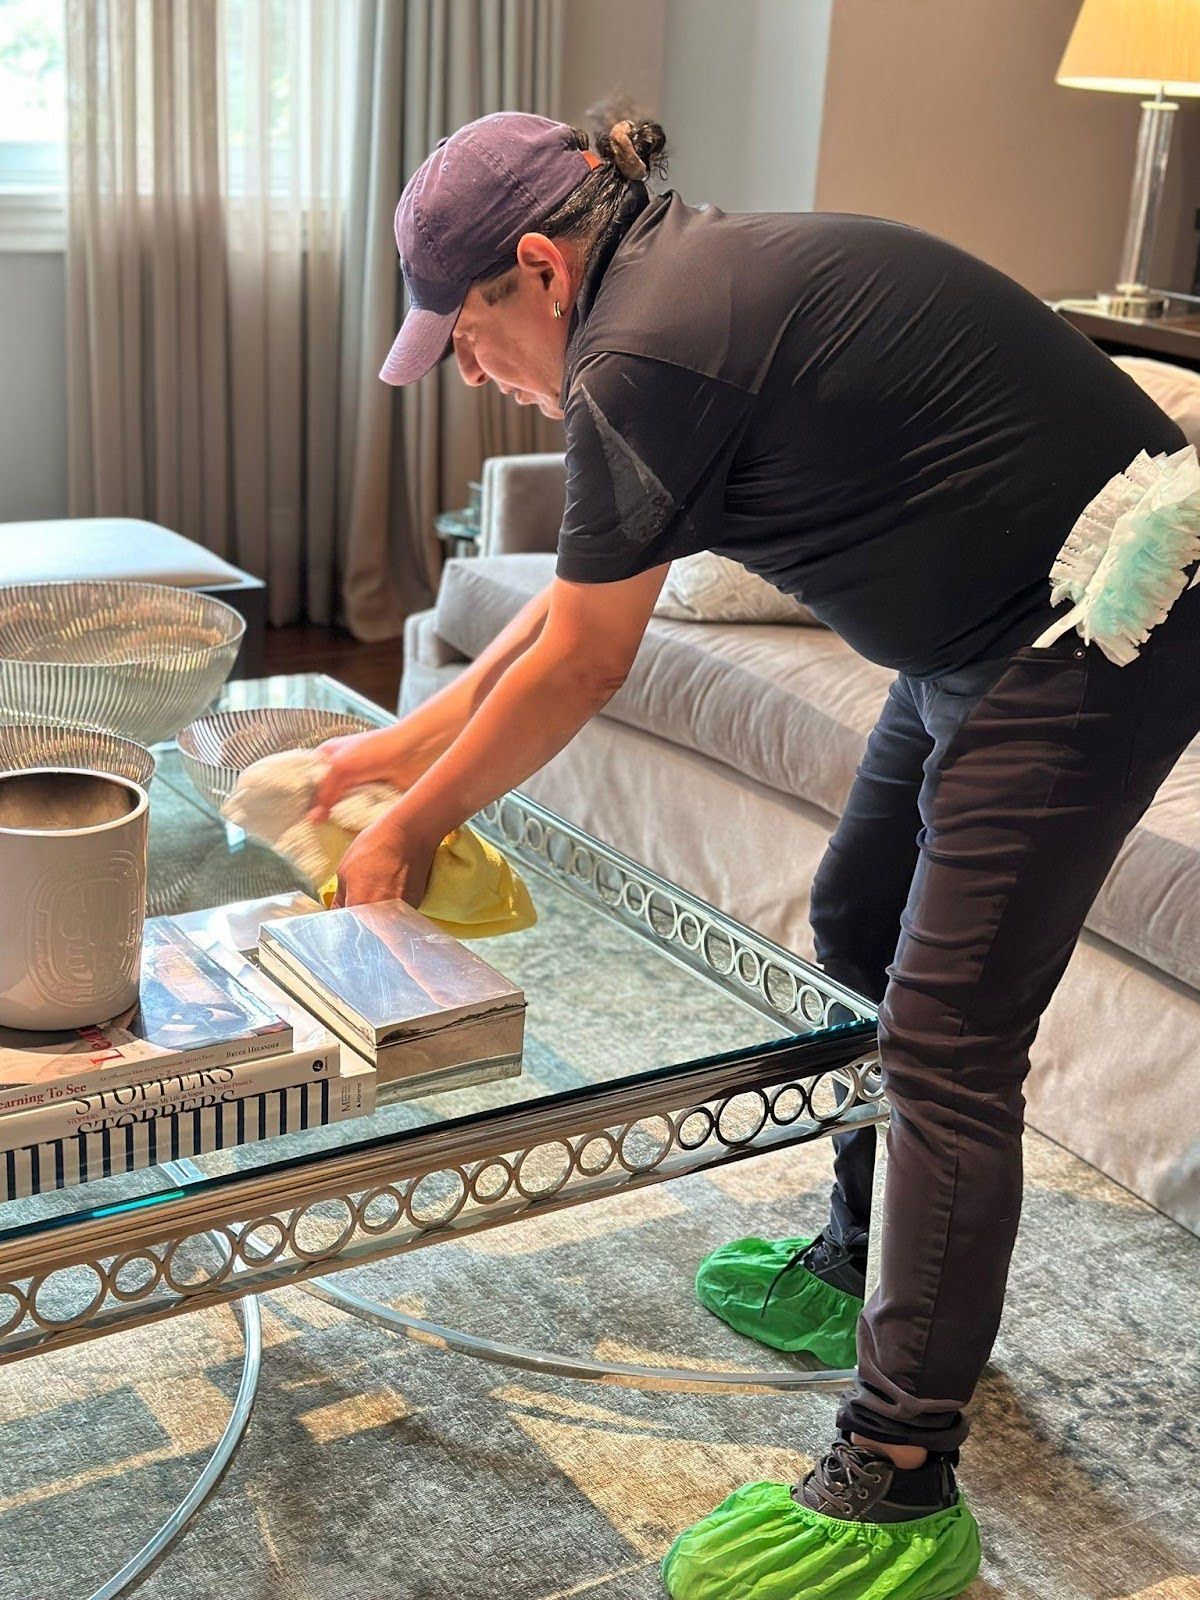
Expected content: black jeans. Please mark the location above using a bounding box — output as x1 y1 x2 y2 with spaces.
809 578 1200 1451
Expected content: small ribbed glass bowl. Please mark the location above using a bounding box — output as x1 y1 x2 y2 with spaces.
177 706 375 813
0 721 156 789
0 580 246 746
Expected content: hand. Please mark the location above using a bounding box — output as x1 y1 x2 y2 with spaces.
331 814 438 910
309 733 379 822
309 726 426 823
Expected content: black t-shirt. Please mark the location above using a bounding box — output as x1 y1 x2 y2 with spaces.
555 186 1185 678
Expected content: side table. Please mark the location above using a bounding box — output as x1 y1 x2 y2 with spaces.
435 479 483 559
1052 291 1200 374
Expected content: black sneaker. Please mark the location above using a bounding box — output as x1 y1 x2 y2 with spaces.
796 1233 868 1298
760 1230 868 1312
793 1437 961 1524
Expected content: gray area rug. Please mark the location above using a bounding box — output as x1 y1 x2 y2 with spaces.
2 1128 1197 1600
3 777 1196 1597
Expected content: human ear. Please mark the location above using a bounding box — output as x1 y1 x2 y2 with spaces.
516 232 570 299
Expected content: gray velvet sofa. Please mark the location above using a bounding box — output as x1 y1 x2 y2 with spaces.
400 451 1200 1234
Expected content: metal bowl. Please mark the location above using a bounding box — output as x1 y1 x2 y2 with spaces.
0 721 156 788
0 580 246 746
177 706 376 813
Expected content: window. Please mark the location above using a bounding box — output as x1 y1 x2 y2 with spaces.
0 0 65 188
223 0 358 204
0 0 66 247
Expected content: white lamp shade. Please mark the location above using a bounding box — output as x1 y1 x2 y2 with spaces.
1058 0 1200 94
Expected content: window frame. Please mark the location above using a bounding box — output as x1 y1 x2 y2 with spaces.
0 187 65 251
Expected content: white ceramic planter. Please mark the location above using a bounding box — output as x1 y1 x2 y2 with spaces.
0 767 149 1031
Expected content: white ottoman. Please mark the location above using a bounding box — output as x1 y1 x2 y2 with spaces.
0 517 266 676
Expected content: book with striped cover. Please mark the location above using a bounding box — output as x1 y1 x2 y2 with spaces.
0 1040 340 1154
0 1054 375 1202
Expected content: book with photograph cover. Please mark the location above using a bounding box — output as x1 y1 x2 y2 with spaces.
258 899 526 1058
0 917 293 1113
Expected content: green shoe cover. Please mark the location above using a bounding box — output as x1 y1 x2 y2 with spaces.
662 1479 981 1600
695 1236 862 1368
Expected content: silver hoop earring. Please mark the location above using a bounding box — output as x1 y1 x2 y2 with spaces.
553 300 563 319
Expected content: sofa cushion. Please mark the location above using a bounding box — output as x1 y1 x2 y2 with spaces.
0 518 250 587
1088 750 1200 992
1112 355 1200 451
436 551 1200 992
436 553 894 819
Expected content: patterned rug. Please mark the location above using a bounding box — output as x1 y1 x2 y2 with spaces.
3 769 1196 1596
2 1122 1197 1600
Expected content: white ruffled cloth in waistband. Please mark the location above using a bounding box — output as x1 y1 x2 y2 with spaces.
1032 442 1200 665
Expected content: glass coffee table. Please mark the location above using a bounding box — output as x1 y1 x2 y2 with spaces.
0 673 881 1596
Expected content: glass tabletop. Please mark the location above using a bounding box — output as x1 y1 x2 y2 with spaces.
0 674 875 1245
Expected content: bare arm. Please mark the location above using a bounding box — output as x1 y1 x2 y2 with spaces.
395 583 555 757
334 564 669 905
314 584 553 804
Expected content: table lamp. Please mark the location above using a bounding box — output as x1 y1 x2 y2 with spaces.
1058 0 1200 316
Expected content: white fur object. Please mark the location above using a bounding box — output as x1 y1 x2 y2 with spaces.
653 551 822 625
222 748 400 888
1032 444 1200 665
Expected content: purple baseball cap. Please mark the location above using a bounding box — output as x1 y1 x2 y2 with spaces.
380 112 597 386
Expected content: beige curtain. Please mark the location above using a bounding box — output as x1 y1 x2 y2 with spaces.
338 0 565 639
66 0 564 639
65 0 229 544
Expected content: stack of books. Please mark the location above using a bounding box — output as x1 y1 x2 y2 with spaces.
1 890 529 1204
259 899 526 1096
0 910 374 1201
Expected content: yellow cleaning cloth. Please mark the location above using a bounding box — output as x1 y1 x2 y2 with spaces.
318 825 535 938
222 748 536 939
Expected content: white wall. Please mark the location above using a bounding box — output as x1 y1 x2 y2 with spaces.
0 253 67 522
660 0 833 212
558 0 667 128
815 0 1200 299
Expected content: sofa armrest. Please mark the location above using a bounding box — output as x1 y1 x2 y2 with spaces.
479 452 567 557
404 606 466 670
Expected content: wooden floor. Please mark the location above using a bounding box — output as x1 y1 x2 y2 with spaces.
261 623 405 713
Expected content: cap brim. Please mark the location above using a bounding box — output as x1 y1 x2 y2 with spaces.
379 304 460 385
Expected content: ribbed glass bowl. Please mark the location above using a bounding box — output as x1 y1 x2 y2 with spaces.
0 580 245 746
177 706 375 813
0 722 156 789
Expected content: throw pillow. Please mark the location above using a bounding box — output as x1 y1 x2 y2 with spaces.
654 550 823 625
1112 354 1200 451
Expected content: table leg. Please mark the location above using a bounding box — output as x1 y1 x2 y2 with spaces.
300 1274 851 1391
300 1090 887 1396
77 1160 264 1600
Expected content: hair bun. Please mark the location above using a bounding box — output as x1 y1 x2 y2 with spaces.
608 120 648 180
588 104 668 184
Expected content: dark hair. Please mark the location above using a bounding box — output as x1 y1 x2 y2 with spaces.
475 100 667 303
